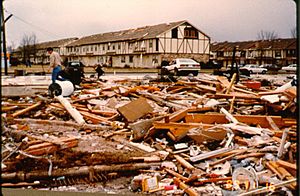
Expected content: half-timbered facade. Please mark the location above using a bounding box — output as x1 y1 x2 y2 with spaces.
66 20 210 67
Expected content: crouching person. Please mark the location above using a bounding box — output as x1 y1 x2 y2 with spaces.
94 64 105 79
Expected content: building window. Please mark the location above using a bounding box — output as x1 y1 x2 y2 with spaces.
121 56 125 63
108 44 110 50
287 49 295 57
91 46 93 52
103 45 105 50
241 51 246 57
172 28 178 38
118 44 121 50
95 46 97 51
184 27 198 39
87 47 89 52
129 56 133 63
112 45 115 50
149 40 153 48
83 47 85 52
217 51 224 57
275 50 281 57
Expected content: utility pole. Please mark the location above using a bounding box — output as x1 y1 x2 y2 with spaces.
0 0 3 71
2 0 8 75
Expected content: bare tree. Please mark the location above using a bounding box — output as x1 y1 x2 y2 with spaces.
290 27 296 38
7 41 16 53
256 30 278 40
20 33 38 63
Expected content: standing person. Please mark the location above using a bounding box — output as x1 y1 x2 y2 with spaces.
47 47 62 83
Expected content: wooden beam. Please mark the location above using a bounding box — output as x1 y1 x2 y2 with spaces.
173 177 199 196
56 95 85 125
11 101 42 118
185 113 284 128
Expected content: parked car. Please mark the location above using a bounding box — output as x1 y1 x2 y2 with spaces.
226 64 244 70
259 64 281 71
165 58 200 76
281 64 297 72
240 64 268 74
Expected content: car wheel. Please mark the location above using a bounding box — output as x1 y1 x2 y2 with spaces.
250 70 253 74
192 71 198 76
262 70 267 74
174 68 179 76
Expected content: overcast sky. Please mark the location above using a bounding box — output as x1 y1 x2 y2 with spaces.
4 0 297 48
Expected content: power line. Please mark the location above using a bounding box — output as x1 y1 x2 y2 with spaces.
4 8 61 39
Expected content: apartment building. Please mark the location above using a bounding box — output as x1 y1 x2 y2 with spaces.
210 38 297 67
65 20 211 67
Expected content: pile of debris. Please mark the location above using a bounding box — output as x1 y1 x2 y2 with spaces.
1 73 297 195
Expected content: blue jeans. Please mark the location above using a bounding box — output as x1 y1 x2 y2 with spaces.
52 66 61 83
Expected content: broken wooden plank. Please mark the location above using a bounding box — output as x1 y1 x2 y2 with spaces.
11 101 42 118
190 148 230 162
276 159 296 171
220 107 239 124
173 177 198 196
13 118 110 131
211 93 260 100
174 155 195 170
164 168 188 181
56 95 85 125
187 126 227 144
185 113 284 128
225 73 236 94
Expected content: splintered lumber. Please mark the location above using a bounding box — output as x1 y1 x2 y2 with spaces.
143 93 185 110
56 95 85 125
1 163 162 182
276 160 296 170
71 94 103 103
13 118 110 131
79 111 111 124
266 116 280 131
209 150 247 166
1 105 19 112
164 168 188 181
190 148 230 162
117 97 153 122
212 93 260 100
168 108 189 122
17 137 78 158
222 123 266 135
195 84 216 92
185 114 284 129
11 101 42 118
277 128 289 158
129 142 156 152
193 177 232 186
130 116 165 141
225 73 236 94
173 177 198 196
174 155 195 170
187 127 227 144
220 107 239 124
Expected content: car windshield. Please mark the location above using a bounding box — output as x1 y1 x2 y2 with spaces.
178 59 196 63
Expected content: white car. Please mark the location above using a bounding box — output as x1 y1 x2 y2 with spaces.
282 64 297 72
165 58 200 76
240 64 267 74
